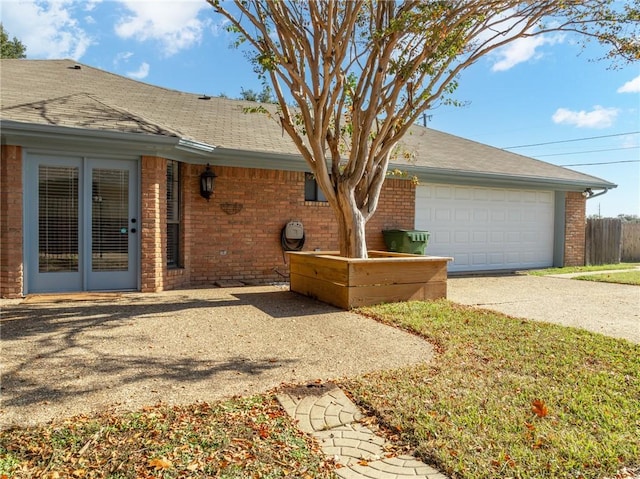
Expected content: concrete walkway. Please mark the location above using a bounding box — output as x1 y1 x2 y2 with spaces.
545 265 640 278
277 383 447 479
448 273 639 343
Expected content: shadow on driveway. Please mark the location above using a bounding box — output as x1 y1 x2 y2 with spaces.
0 286 434 429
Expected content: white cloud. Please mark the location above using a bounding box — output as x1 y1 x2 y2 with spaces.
491 33 565 72
84 0 102 11
552 106 619 129
0 1 93 60
114 0 211 57
114 51 135 65
617 75 640 93
126 62 150 80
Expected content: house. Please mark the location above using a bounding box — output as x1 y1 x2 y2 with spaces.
0 59 615 298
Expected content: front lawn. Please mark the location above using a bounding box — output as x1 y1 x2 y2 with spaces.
574 270 640 285
344 300 640 479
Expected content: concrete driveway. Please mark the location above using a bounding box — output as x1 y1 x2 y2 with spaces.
0 286 434 429
448 274 639 343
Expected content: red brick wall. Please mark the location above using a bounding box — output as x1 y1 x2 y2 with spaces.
0 145 24 298
183 165 415 286
564 191 586 267
140 155 166 292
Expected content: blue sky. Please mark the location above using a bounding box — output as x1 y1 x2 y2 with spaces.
2 0 639 217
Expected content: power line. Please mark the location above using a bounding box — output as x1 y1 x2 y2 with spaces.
560 159 640 166
503 131 640 149
535 146 639 157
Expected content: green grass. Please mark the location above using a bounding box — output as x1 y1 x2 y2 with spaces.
528 263 639 276
343 300 640 479
0 396 336 478
574 270 640 285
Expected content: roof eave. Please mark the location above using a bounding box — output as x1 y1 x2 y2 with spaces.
0 120 220 160
402 164 617 191
1 120 180 154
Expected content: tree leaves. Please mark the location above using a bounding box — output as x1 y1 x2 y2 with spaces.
0 397 336 478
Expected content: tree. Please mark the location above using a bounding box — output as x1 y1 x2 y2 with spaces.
208 1 639 258
618 214 640 223
0 24 26 59
239 85 277 103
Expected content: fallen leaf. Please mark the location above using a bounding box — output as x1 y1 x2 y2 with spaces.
531 399 548 418
148 457 173 470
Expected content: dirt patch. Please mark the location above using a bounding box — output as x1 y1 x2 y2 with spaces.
279 381 339 398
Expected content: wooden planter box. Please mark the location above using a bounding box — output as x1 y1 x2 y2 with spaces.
288 250 452 310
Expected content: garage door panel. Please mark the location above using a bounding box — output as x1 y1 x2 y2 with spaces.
416 184 554 272
455 209 470 221
489 253 504 265
474 209 488 221
455 187 472 200
436 186 452 199
435 209 451 221
490 190 505 201
473 231 487 243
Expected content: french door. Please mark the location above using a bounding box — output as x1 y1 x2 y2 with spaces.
25 155 139 293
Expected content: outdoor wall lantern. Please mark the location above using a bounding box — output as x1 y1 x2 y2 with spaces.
200 164 217 201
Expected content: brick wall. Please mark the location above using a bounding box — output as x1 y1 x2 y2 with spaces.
0 145 24 298
140 156 166 292
183 164 415 286
564 191 586 267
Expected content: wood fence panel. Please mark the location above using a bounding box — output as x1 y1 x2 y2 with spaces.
622 223 640 262
585 218 622 265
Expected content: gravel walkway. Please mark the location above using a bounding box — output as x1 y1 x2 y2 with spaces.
0 286 434 429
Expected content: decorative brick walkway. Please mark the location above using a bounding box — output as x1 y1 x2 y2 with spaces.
277 384 448 479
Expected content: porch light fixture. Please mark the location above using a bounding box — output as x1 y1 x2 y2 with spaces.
200 164 217 201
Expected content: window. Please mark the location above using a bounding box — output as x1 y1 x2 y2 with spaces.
166 160 181 268
304 172 327 202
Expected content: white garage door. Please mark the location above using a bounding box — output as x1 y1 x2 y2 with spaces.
415 184 554 272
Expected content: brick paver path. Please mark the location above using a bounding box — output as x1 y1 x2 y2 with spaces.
277 384 448 479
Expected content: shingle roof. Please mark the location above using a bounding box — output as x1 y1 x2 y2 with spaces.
1 58 614 189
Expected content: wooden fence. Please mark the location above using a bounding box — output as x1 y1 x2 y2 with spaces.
585 218 640 264
622 222 640 262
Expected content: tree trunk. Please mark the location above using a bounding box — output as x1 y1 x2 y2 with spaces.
336 183 368 258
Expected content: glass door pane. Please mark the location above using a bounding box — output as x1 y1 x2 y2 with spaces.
91 168 129 272
38 166 79 272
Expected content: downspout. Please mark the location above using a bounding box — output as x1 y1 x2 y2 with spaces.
583 187 612 200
